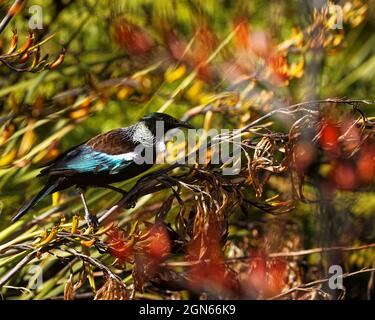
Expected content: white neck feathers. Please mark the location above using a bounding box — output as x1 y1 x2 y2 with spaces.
132 122 155 147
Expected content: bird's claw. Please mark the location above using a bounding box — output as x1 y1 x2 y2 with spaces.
86 214 99 230
126 199 137 209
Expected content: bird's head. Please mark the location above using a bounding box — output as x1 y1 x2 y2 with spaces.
139 112 193 135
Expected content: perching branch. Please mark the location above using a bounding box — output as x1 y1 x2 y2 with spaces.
0 0 25 34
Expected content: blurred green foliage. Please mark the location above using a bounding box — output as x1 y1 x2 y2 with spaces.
0 0 375 300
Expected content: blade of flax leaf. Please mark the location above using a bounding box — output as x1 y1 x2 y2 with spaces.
0 53 125 97
157 25 240 113
337 54 375 92
14 124 74 165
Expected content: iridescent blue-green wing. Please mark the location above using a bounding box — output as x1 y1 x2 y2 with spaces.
39 128 138 176
41 145 137 176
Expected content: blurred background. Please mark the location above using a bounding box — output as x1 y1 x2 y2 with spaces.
0 0 375 300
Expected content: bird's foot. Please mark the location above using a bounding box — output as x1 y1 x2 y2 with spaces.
125 199 137 209
86 213 99 230
76 186 99 230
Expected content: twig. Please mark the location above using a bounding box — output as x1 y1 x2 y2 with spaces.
225 242 375 262
0 248 39 288
269 267 375 300
162 243 375 267
0 0 25 34
269 243 375 258
97 170 181 224
63 248 120 281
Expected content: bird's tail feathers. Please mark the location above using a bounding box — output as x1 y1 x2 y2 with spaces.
12 178 62 222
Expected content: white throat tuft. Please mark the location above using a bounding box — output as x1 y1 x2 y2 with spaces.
132 122 155 147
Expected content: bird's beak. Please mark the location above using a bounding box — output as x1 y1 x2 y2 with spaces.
177 120 194 129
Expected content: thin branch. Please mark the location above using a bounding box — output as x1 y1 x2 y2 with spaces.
269 267 375 300
0 0 25 34
0 248 39 288
97 169 181 225
162 243 375 267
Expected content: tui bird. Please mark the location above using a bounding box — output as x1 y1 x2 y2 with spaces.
13 112 192 226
